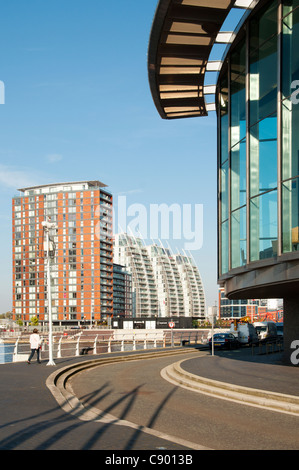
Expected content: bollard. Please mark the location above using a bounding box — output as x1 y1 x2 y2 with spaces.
93 335 98 355
76 336 80 356
57 337 63 358
13 336 20 361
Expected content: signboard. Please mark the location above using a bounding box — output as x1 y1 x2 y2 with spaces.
168 321 175 328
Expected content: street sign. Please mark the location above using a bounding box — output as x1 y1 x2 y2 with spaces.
168 321 175 328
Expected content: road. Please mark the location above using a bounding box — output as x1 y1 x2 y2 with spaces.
69 352 299 450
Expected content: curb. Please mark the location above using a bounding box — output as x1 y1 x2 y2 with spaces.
161 359 299 416
46 348 199 415
45 348 210 451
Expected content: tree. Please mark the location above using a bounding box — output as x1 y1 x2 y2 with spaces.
30 316 39 326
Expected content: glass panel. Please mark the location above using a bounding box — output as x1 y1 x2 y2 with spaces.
282 98 299 180
283 0 299 19
220 74 229 165
250 114 277 197
250 0 277 52
231 206 247 269
249 34 277 125
220 160 229 222
231 38 246 147
282 6 299 99
231 138 246 210
230 38 246 80
231 76 246 147
250 190 278 261
221 220 229 275
282 177 299 252
282 5 299 181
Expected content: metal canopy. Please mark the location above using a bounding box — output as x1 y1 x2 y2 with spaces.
148 0 236 119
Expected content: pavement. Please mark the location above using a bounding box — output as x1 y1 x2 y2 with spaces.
0 346 298 451
162 347 299 416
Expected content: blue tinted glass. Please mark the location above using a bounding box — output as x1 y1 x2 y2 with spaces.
282 177 299 252
250 0 277 52
221 160 229 222
250 190 277 261
220 75 229 164
250 114 277 197
282 6 299 99
249 35 277 125
231 38 246 146
221 220 229 274
231 138 247 210
282 98 299 180
231 206 247 269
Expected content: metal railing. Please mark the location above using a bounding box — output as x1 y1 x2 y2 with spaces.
0 329 209 364
251 339 284 355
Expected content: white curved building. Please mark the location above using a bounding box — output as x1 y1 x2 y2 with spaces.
114 233 206 319
147 244 185 317
114 233 159 317
174 253 206 318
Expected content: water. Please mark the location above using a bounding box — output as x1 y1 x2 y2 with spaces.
0 343 14 363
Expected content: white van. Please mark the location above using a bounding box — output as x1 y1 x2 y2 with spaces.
229 321 259 345
254 321 277 342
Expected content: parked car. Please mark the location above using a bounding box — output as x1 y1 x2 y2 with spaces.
254 321 277 342
209 333 240 350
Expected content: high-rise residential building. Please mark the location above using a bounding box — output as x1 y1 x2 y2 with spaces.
113 263 132 317
114 233 159 317
148 244 185 317
174 253 206 319
12 181 113 326
114 233 206 319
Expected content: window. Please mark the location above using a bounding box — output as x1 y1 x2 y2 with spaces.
250 190 278 261
281 0 299 252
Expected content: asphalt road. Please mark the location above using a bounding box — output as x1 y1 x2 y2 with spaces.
0 354 195 451
69 352 299 450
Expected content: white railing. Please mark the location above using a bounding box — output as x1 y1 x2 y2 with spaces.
0 329 210 364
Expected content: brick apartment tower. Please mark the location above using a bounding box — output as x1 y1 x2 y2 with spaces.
12 181 113 327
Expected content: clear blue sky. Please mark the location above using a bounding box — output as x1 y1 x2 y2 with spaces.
0 0 223 313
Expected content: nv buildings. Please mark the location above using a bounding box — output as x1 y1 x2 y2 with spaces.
12 181 205 326
148 0 299 363
12 181 113 326
114 233 206 320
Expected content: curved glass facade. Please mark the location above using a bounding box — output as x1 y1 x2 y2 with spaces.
218 0 299 277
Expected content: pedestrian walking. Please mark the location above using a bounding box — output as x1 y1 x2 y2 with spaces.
28 329 42 364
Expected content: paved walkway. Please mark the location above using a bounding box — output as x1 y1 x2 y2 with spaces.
0 348 298 450
181 348 299 396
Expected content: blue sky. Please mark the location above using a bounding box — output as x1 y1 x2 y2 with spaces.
0 0 224 313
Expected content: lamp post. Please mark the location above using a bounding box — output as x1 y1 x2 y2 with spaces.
42 218 57 366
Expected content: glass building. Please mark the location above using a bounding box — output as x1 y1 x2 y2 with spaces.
148 0 299 364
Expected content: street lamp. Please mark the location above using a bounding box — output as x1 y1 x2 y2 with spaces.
42 218 57 366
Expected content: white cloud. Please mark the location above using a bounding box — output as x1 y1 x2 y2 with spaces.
46 153 63 163
0 164 41 190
